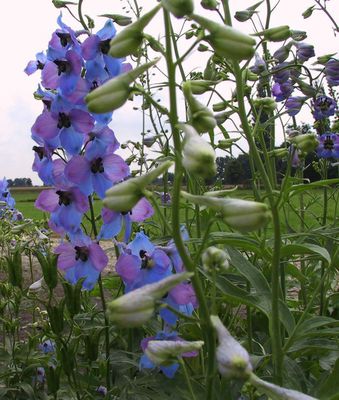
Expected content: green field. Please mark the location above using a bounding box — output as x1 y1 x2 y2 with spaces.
11 186 338 234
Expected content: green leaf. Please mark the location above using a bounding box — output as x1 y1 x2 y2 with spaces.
288 338 339 353
208 232 264 255
289 178 339 197
280 243 331 264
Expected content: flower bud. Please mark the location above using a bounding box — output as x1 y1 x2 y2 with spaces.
86 58 160 113
180 124 216 179
145 340 204 366
302 6 314 19
192 14 256 61
213 101 228 112
253 97 276 113
235 10 257 22
108 4 161 57
204 57 218 80
217 138 239 149
29 277 44 291
268 148 289 158
100 14 132 26
202 247 230 272
161 0 194 18
201 0 218 10
214 111 234 125
185 79 218 95
104 160 172 212
249 374 317 400
290 30 307 41
273 42 293 63
254 25 291 42
211 315 252 379
290 133 319 154
107 272 193 327
315 53 337 65
181 192 271 232
292 77 316 97
243 68 258 82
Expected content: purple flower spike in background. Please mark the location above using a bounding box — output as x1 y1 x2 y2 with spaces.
325 59 339 87
313 95 337 120
317 133 339 158
54 236 108 290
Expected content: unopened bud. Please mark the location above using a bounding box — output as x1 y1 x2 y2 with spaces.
200 0 218 10
181 192 271 232
185 79 218 95
217 138 240 149
192 14 256 61
254 25 291 42
302 6 314 19
86 58 159 113
100 14 132 26
315 53 337 65
145 340 204 366
214 111 234 124
202 247 230 272
29 277 44 291
180 124 216 179
234 10 257 22
290 30 307 41
211 315 252 379
161 0 194 18
108 5 161 57
107 272 192 327
104 160 172 212
268 148 289 158
290 133 319 154
253 97 276 113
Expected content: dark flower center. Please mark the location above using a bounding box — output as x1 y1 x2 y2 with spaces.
316 96 332 111
54 59 71 75
74 246 89 262
56 32 72 47
33 146 46 160
323 136 334 150
2 192 8 198
37 60 45 70
90 157 104 174
56 190 72 206
139 250 154 269
100 39 111 55
42 99 52 111
90 81 99 91
57 112 71 129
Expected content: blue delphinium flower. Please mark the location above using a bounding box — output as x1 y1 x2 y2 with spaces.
317 133 339 158
295 42 315 62
325 59 339 87
313 95 337 120
285 96 307 116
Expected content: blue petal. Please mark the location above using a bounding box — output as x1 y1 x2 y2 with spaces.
127 232 155 257
140 354 155 370
97 20 116 40
98 213 122 239
92 173 113 199
161 364 179 378
60 126 84 155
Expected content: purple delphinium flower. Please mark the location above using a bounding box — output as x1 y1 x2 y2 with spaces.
32 146 54 185
39 339 55 354
0 178 16 209
295 42 315 62
98 197 154 241
24 52 47 76
249 53 266 74
54 236 108 290
35 187 89 234
272 81 294 102
65 151 129 198
317 133 339 158
161 192 171 205
96 386 107 396
325 59 339 87
285 96 307 116
272 62 291 84
140 331 199 378
313 95 337 120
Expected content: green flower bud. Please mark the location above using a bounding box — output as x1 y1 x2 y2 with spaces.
243 68 258 82
108 4 161 57
254 25 291 42
145 340 204 366
107 272 193 327
180 124 216 179
235 10 257 22
290 133 319 154
198 43 209 52
217 138 240 150
268 148 289 158
302 6 315 19
181 192 271 232
204 57 218 80
214 111 235 125
253 97 276 113
290 30 307 41
104 160 173 212
211 315 252 379
200 0 218 10
185 79 218 95
292 77 316 97
52 0 76 9
202 246 230 272
192 14 256 61
249 374 317 400
315 53 337 65
100 14 132 26
86 58 160 113
161 0 194 18
213 101 228 112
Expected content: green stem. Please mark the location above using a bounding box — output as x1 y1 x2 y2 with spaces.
78 0 89 30
179 358 197 400
163 9 215 399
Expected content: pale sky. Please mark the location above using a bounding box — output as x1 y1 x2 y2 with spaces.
0 0 338 185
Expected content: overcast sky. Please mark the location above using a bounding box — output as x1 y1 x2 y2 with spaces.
0 0 338 185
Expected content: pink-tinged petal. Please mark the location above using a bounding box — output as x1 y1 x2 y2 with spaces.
65 155 90 184
71 187 89 213
66 50 82 75
31 112 59 140
102 207 119 224
48 218 66 236
81 35 100 60
169 283 198 307
116 253 140 284
64 78 89 104
35 189 59 212
70 109 94 133
52 159 69 188
122 63 132 73
103 154 130 183
41 61 59 90
54 242 76 270
89 243 108 271
130 198 154 222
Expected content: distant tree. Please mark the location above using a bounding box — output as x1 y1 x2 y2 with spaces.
8 178 33 187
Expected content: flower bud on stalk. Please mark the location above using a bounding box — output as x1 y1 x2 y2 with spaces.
103 160 172 212
211 315 252 379
107 272 193 327
86 58 160 113
161 0 194 18
108 4 161 57
191 14 256 61
185 79 218 95
200 0 218 11
290 133 319 154
253 97 276 113
145 340 204 366
254 25 291 42
183 82 217 133
181 191 271 232
217 138 240 150
202 247 230 272
180 124 216 179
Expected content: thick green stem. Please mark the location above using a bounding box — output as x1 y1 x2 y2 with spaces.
163 9 216 399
